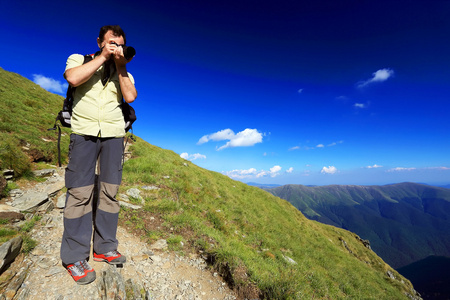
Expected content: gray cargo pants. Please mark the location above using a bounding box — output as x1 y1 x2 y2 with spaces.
60 134 124 265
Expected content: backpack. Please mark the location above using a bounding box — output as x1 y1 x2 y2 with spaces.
49 54 137 166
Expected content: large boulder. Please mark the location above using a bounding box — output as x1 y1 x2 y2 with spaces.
0 236 23 274
11 192 49 213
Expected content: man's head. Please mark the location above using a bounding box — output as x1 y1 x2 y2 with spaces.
97 25 126 48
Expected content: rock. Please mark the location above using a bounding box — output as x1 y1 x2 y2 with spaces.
387 270 396 280
125 278 146 299
12 286 30 300
151 255 162 263
119 201 142 210
0 204 20 213
131 254 150 262
11 192 49 213
355 235 371 250
0 205 24 222
118 193 129 201
0 236 23 274
36 200 54 213
1 265 29 299
56 193 66 209
0 212 25 223
45 266 65 277
142 185 160 191
283 255 297 265
98 265 126 299
126 188 143 203
40 180 65 197
2 169 14 181
32 169 55 177
149 239 168 250
8 189 24 198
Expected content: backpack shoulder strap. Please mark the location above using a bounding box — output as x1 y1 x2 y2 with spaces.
48 53 98 167
84 53 94 63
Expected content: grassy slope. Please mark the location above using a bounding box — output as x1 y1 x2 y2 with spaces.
0 67 71 175
0 68 418 299
266 184 450 269
121 138 418 299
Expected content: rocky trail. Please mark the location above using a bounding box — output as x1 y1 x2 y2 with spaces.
0 168 237 299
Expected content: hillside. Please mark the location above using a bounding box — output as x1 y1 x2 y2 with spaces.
266 183 450 269
0 67 421 299
398 256 450 300
0 67 71 175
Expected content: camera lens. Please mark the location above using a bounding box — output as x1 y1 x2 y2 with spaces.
123 46 136 60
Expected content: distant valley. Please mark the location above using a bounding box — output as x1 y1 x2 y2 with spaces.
265 182 450 269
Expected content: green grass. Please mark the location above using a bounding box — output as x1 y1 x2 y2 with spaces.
0 67 70 175
120 137 417 299
0 227 18 244
0 215 40 254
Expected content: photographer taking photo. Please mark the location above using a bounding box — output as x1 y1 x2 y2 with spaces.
60 25 137 285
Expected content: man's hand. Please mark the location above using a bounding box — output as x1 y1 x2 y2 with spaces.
112 45 130 68
100 40 119 61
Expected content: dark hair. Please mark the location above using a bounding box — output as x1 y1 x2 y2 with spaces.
98 25 127 44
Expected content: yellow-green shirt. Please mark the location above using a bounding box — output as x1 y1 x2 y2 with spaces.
65 54 135 137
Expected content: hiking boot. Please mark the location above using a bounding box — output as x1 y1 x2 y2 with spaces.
65 260 96 285
93 250 126 265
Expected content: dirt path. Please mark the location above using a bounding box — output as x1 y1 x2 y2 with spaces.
5 169 237 300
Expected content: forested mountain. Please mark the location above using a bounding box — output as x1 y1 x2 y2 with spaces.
266 182 450 269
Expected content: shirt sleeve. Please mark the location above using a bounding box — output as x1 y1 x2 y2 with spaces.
65 54 84 72
128 72 135 85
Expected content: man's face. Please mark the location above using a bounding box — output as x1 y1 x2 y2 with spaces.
98 30 125 49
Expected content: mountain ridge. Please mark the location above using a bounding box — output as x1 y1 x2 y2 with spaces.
265 182 450 269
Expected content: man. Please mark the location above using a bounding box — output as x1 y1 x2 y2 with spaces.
61 25 137 285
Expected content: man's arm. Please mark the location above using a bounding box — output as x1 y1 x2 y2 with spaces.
114 48 137 103
64 56 107 87
64 41 116 87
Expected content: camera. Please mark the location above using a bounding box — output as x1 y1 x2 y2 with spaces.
110 42 136 60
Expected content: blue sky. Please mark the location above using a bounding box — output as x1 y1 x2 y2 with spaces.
1 0 449 186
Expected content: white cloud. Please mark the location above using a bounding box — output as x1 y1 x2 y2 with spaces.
180 152 206 161
269 165 282 177
198 128 263 151
366 164 383 169
336 95 348 100
286 167 294 173
357 68 394 88
426 166 450 170
197 129 234 144
387 167 416 172
328 141 344 147
321 166 338 174
290 141 343 151
354 103 366 108
32 74 68 94
223 168 257 179
223 165 285 179
298 88 303 94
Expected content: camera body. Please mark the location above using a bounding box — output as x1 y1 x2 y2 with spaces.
110 41 136 60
